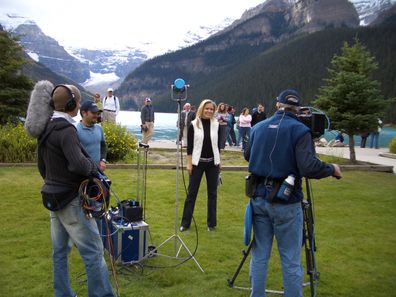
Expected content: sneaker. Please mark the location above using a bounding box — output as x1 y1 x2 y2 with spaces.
207 226 216 232
179 226 189 232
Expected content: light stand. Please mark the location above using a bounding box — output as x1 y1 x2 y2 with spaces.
143 78 204 272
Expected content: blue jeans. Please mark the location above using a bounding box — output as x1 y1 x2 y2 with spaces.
237 127 251 150
370 132 379 149
250 197 303 297
50 197 114 297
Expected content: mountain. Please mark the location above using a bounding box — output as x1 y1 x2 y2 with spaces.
69 47 148 94
350 0 396 25
116 0 360 110
370 2 396 25
12 21 90 84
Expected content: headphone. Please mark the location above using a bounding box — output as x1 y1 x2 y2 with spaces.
50 84 77 112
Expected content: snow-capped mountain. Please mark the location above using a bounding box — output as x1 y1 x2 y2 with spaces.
180 18 234 48
1 1 395 92
350 0 396 25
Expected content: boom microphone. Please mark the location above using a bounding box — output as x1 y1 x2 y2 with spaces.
24 80 55 138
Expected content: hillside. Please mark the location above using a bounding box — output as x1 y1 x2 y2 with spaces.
21 55 93 102
187 25 396 122
117 0 359 110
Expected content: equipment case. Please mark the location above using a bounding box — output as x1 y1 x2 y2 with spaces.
101 219 148 264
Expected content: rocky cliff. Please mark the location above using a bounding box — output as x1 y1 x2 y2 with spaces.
13 22 90 83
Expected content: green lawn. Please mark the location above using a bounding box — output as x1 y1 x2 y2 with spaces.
0 167 395 297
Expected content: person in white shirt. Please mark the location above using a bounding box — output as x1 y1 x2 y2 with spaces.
102 88 120 123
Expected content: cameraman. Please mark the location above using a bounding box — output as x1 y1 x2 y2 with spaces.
244 89 341 297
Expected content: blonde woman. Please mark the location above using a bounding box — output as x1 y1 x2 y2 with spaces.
180 99 221 232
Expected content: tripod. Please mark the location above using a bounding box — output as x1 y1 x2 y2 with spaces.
227 177 319 296
137 142 149 221
143 80 204 272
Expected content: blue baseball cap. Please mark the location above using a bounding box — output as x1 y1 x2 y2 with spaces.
276 89 301 106
80 100 100 113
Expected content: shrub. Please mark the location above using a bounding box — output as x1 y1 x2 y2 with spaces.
389 137 396 154
102 123 137 162
0 123 37 162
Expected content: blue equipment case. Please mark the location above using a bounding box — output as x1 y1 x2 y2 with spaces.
101 218 148 264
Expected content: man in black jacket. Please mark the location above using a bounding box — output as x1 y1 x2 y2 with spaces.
32 83 114 297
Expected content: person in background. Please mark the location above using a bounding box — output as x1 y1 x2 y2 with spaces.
140 97 155 145
180 99 221 232
216 102 230 150
227 105 237 146
31 84 114 297
360 132 370 148
237 107 252 152
245 89 342 297
251 104 267 126
370 118 383 149
102 88 120 123
179 103 191 146
76 101 107 172
93 93 103 123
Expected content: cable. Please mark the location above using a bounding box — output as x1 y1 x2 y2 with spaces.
265 110 286 180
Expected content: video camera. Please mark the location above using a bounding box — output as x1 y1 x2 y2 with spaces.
297 107 327 138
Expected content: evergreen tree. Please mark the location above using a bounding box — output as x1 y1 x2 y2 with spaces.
0 30 33 125
314 38 385 163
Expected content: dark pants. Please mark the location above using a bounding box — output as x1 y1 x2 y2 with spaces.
181 161 219 228
227 125 237 146
360 135 368 148
219 124 229 149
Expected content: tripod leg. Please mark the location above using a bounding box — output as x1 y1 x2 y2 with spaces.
228 241 253 287
303 178 319 297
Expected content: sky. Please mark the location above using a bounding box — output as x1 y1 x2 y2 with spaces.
0 0 265 54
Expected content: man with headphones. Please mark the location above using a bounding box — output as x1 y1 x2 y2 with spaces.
37 84 114 297
244 89 342 297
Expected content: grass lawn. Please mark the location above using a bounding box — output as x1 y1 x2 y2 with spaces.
0 167 395 297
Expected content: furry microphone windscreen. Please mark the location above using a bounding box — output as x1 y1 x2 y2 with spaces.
24 80 54 139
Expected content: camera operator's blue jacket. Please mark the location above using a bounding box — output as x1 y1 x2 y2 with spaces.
246 110 334 203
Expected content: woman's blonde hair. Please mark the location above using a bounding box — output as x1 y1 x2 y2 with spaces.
195 99 217 129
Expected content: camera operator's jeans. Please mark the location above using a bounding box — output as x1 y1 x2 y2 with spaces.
250 198 303 297
50 197 114 297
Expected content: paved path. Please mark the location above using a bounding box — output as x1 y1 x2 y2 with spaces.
315 146 396 173
146 140 396 173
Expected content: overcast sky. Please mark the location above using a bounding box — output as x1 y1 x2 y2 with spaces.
0 0 264 53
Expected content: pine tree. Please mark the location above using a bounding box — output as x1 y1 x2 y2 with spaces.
314 38 386 163
0 30 33 125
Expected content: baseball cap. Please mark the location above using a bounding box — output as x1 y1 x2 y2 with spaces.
107 88 113 92
145 97 151 102
80 101 100 113
276 89 301 106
